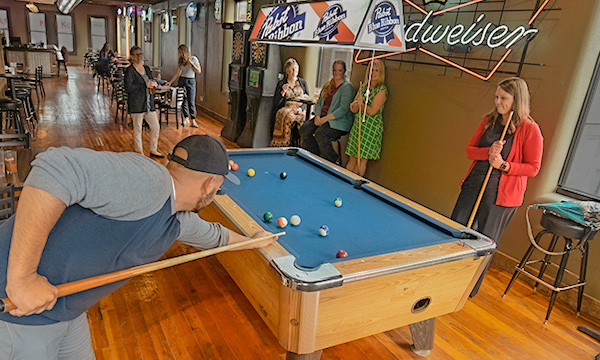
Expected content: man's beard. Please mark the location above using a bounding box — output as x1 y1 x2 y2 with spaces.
192 186 218 213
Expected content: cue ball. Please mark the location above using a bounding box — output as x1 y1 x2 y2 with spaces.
290 215 301 226
263 212 273 222
247 168 255 177
318 225 329 236
336 250 348 258
280 171 287 179
278 217 288 228
231 163 239 171
334 197 343 207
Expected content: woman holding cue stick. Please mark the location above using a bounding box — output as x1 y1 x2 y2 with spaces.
451 77 544 297
345 59 388 176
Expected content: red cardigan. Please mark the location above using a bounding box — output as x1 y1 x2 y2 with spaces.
460 116 544 207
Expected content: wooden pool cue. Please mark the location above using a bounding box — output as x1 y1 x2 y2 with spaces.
0 232 285 313
466 111 514 228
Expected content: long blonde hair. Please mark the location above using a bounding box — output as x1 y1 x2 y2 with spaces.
320 60 346 99
178 44 192 67
485 77 532 134
364 59 385 88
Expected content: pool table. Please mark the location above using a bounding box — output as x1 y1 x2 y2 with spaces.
200 148 495 359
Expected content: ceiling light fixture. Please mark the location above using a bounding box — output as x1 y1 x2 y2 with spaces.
26 1 39 13
56 0 83 14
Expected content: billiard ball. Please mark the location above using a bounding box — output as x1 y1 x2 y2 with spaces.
318 225 329 236
231 163 239 171
247 168 255 177
263 211 273 222
334 197 343 207
290 215 301 226
278 217 288 228
280 172 287 179
336 250 348 258
228 160 234 167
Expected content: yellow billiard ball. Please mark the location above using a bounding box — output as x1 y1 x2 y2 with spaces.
247 168 256 177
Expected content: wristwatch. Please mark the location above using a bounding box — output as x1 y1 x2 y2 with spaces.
500 161 508 171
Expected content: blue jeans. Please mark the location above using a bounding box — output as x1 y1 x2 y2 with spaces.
300 119 348 163
178 77 196 119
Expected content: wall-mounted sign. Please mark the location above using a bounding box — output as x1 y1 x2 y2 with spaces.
161 13 172 33
250 0 405 52
186 2 198 21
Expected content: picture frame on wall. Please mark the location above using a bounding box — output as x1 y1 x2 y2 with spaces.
144 21 151 42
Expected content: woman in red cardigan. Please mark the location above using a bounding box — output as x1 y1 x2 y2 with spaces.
451 77 543 296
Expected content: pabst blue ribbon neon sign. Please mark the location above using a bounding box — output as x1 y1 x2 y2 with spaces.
314 4 347 41
368 1 401 44
257 5 306 41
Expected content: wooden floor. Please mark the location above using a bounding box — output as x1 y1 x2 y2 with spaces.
27 67 600 359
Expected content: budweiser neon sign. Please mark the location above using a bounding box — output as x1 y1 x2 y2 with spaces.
357 0 551 81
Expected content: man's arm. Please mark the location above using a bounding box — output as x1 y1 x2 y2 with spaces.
5 186 66 316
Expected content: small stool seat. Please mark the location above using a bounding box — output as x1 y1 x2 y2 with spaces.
504 210 597 324
0 99 22 111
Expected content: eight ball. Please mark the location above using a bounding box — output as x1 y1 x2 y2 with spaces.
280 172 287 179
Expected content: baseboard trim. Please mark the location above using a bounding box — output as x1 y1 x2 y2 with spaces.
491 250 600 320
197 105 227 124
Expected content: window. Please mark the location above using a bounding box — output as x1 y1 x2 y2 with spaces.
29 12 47 46
558 51 600 201
0 9 9 47
90 17 106 51
56 14 74 52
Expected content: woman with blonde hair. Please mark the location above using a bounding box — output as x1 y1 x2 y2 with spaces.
345 59 388 176
300 60 355 163
167 44 202 127
270 58 309 147
451 77 543 296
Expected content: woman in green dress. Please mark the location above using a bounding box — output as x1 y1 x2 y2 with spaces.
345 59 388 176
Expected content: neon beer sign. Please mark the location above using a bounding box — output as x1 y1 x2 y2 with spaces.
404 12 538 50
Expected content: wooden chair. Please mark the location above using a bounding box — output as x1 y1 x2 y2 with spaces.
0 133 32 149
114 85 129 128
158 87 184 128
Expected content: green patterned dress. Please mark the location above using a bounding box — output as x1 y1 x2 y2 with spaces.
345 84 388 160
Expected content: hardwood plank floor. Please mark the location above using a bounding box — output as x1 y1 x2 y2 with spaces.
27 67 600 359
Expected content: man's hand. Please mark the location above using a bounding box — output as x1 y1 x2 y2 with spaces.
229 230 278 251
5 273 58 316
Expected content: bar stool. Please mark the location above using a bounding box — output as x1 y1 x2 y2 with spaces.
503 210 598 324
0 98 25 134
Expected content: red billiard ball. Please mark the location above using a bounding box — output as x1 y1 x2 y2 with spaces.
231 163 239 171
336 250 348 258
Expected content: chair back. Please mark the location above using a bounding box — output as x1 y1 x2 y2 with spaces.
172 87 185 109
0 184 16 224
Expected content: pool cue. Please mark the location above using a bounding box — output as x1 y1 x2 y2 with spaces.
466 111 514 228
357 53 375 172
0 232 285 313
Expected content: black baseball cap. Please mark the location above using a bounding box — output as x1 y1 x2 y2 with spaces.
169 135 240 185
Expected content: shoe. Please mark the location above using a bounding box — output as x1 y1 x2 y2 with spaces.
191 120 199 128
182 119 190 127
150 152 166 158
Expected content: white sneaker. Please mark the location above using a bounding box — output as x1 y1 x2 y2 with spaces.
191 120 199 128
182 119 190 127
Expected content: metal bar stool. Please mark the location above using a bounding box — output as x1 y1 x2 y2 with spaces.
503 210 598 324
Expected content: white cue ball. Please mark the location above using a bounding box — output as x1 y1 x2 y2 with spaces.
290 215 301 226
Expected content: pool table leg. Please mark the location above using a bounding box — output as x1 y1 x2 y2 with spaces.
286 350 323 360
409 318 436 356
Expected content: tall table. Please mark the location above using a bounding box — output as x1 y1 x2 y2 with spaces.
0 74 28 100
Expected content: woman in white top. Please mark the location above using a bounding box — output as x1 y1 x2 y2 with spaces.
167 44 202 127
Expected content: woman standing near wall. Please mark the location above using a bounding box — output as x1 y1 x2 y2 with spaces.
451 77 543 297
167 44 202 128
345 59 388 176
